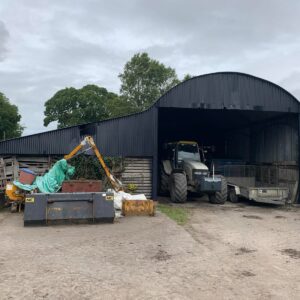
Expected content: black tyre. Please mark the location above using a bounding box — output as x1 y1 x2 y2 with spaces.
169 173 187 203
209 175 227 204
160 169 169 195
228 188 239 203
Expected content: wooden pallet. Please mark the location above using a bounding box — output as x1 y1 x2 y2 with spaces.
121 157 152 198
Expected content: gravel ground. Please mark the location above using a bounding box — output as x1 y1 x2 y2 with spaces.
0 198 300 300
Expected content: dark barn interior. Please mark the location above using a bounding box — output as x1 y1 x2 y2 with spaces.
158 108 298 164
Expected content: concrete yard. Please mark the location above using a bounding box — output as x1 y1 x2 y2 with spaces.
1 199 300 300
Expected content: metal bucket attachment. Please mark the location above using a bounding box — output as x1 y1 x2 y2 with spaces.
24 192 115 226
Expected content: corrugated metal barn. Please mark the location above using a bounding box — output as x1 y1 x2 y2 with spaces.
0 72 299 201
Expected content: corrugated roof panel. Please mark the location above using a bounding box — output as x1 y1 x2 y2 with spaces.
158 72 299 112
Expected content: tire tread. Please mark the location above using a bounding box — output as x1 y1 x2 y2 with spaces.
170 173 187 203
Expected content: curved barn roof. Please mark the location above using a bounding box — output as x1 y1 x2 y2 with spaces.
0 72 299 156
156 72 299 112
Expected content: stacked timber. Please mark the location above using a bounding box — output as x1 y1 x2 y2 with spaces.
0 156 18 190
121 158 152 198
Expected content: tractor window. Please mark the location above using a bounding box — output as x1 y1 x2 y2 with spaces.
178 144 200 161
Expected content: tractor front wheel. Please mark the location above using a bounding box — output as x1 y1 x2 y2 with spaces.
169 173 187 203
209 175 227 204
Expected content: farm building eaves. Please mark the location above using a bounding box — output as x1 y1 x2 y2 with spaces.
0 71 299 156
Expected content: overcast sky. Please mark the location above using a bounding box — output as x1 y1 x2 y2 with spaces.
1 0 300 135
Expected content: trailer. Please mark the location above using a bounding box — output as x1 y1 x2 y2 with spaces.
223 165 289 205
228 184 289 205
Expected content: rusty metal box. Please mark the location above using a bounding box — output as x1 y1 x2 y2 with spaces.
62 180 102 193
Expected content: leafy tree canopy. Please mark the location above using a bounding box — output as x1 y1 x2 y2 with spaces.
44 84 119 128
0 92 23 140
105 95 137 118
44 54 192 129
119 52 180 112
182 74 193 81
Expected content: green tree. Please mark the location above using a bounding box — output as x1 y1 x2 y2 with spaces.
182 74 193 81
0 92 23 140
119 52 180 112
44 84 119 128
106 95 137 118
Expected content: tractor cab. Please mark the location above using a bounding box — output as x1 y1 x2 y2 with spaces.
162 141 205 169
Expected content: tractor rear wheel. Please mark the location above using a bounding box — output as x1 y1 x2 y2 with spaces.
169 173 187 203
209 175 227 204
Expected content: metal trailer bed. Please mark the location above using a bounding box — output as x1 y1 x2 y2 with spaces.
229 184 289 205
223 165 289 205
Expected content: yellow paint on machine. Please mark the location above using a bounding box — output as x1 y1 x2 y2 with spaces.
5 184 25 202
25 197 35 203
122 200 155 216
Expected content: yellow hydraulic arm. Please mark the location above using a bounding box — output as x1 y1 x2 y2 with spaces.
64 136 123 192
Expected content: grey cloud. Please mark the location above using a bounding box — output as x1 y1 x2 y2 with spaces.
0 20 9 61
81 0 300 58
0 0 300 135
279 71 300 100
291 89 300 100
280 71 300 89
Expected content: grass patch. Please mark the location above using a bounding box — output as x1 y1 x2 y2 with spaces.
157 203 189 225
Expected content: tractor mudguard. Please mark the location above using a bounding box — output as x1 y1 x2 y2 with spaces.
171 168 185 174
162 160 172 175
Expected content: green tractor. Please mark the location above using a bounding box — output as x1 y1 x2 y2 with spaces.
160 141 227 204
